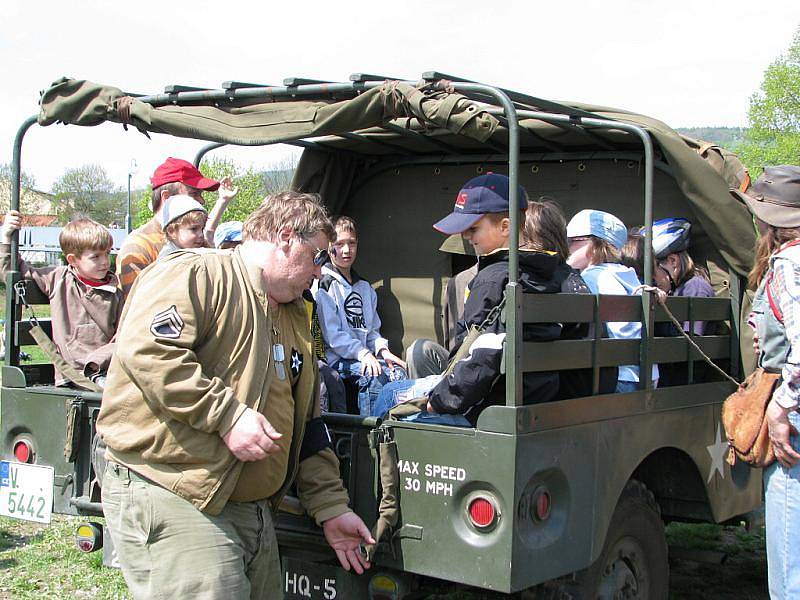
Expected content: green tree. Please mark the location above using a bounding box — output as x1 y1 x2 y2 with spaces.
0 163 36 191
198 155 298 223
0 163 44 214
740 28 800 176
132 189 153 229
52 164 125 225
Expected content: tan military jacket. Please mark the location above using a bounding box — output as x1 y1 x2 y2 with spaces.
97 247 350 521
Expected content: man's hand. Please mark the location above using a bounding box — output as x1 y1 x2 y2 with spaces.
379 348 407 372
218 176 239 203
766 399 800 468
221 407 282 461
2 210 21 243
323 511 375 574
360 353 382 377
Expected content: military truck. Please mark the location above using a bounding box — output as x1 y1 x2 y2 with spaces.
3 73 760 598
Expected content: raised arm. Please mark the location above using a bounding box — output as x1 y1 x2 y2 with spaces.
0 210 59 296
204 176 239 246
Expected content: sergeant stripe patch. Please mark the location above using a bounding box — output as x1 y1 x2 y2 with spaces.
150 305 185 339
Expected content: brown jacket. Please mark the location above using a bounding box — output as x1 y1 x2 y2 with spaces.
97 248 350 520
0 243 121 385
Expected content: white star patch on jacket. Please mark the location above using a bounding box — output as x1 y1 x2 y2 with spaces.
290 348 303 379
150 305 184 339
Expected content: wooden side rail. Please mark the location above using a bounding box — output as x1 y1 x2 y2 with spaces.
515 293 734 374
14 318 53 347
521 293 732 324
520 336 730 373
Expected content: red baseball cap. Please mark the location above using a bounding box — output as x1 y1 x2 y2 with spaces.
150 157 220 191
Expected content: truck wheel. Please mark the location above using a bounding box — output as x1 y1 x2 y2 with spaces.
566 480 668 600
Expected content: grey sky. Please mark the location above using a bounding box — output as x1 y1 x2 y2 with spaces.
2 0 799 193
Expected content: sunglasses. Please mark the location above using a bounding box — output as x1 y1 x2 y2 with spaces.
312 247 329 266
299 237 329 265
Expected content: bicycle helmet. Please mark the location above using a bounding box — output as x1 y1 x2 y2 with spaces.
647 218 692 260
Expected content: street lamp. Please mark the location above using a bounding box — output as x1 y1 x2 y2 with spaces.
126 159 138 233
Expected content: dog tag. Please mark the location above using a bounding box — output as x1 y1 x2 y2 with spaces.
273 344 285 362
275 362 287 380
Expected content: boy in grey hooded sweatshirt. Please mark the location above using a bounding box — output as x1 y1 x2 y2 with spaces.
315 217 406 415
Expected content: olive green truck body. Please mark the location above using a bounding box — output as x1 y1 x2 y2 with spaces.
2 74 761 598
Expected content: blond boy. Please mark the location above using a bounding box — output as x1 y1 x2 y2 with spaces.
0 210 122 386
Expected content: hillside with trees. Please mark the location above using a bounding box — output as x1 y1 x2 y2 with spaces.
675 127 746 151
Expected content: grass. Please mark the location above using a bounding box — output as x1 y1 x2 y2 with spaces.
667 521 768 600
0 515 129 599
0 510 769 599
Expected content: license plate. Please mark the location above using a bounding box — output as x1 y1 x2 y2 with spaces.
0 461 54 523
283 556 365 599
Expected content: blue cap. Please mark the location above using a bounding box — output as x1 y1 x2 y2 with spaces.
214 221 243 248
433 173 528 235
566 209 627 250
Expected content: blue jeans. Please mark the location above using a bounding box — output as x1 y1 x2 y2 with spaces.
615 380 638 394
335 358 407 416
765 410 800 599
371 376 471 427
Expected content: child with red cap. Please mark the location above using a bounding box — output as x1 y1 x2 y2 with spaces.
116 158 237 301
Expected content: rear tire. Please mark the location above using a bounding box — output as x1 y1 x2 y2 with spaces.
564 479 669 599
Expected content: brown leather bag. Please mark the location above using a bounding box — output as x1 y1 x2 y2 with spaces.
721 368 781 468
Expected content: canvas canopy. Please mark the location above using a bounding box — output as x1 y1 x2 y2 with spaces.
36 77 755 276
38 78 498 146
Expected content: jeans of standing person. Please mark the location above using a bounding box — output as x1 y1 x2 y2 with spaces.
335 358 407 416
102 462 282 600
370 375 471 427
764 409 800 599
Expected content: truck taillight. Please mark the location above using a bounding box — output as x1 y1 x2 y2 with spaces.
13 440 33 464
531 486 552 522
467 496 498 529
76 522 103 553
368 574 399 600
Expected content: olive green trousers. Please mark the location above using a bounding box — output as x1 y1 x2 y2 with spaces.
102 462 282 600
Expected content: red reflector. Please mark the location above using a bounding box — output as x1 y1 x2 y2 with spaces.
535 490 551 521
532 486 552 521
468 497 496 528
13 441 31 464
77 539 95 552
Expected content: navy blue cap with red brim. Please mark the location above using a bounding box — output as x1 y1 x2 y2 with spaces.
433 172 527 235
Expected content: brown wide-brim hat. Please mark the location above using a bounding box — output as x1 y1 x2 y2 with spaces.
439 234 476 256
731 165 800 227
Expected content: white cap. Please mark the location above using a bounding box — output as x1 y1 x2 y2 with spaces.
157 194 207 227
214 221 243 248
566 209 627 250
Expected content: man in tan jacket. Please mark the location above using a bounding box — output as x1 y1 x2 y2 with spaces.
97 191 373 599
